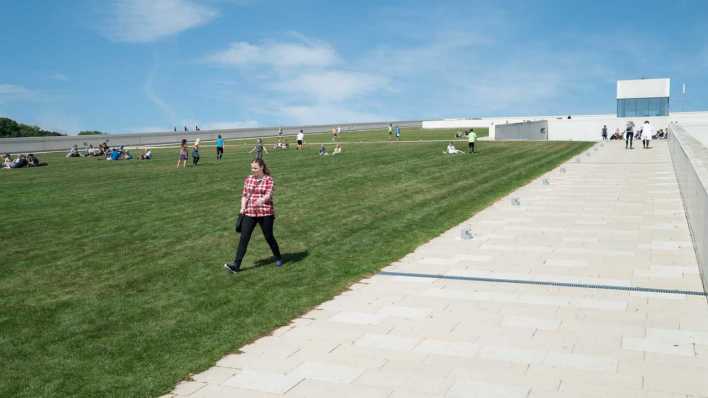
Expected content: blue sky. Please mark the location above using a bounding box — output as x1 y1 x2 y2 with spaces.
1 0 707 134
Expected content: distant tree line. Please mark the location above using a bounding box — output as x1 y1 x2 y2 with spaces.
0 117 106 137
0 117 65 138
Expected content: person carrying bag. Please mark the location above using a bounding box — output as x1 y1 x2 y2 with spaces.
225 159 283 273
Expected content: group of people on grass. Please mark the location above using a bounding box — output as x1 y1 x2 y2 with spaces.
2 153 46 169
446 128 478 155
602 121 668 149
64 142 152 161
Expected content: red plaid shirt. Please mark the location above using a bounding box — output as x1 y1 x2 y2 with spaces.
242 175 274 217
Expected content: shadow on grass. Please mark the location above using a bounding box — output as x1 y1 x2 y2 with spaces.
244 250 310 271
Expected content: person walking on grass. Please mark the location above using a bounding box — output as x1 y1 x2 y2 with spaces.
177 139 188 168
225 159 282 272
215 134 224 160
625 121 634 150
395 125 401 141
468 128 477 153
642 120 653 149
250 138 267 160
192 138 201 167
388 123 393 139
296 129 304 150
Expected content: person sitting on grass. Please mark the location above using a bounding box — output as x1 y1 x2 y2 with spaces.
65 144 81 158
445 142 464 155
2 153 12 169
11 154 29 168
139 146 152 160
319 144 328 156
109 147 122 161
27 153 47 167
86 144 101 156
332 143 343 155
119 146 133 160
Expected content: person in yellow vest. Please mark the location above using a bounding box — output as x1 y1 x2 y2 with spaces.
467 129 477 153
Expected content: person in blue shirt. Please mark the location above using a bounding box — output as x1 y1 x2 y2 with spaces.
395 126 401 141
110 148 121 160
215 134 225 160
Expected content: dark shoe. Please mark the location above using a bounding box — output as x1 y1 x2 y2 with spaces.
224 263 240 273
275 259 284 267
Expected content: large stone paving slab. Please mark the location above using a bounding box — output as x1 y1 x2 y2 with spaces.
168 141 708 398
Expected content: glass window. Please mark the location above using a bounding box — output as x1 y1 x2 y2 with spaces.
617 97 669 117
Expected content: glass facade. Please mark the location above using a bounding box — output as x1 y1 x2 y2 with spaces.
617 97 669 117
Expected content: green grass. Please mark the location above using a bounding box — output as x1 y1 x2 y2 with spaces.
0 128 590 397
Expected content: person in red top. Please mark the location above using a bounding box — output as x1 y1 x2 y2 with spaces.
225 159 282 272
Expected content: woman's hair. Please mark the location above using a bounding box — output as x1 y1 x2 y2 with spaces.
181 138 187 145
251 158 271 175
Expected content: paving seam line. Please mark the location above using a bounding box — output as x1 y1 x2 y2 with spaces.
378 271 707 296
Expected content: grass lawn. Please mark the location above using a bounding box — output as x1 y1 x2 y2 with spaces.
0 128 589 397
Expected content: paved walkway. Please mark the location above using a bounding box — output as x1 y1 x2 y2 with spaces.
167 140 708 398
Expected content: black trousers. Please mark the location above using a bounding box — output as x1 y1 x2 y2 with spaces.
625 132 633 148
468 142 476 153
192 156 200 166
233 215 281 267
216 147 224 160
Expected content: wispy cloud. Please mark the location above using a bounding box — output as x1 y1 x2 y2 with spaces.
51 73 69 82
206 39 337 68
0 84 42 104
144 63 177 123
103 0 218 43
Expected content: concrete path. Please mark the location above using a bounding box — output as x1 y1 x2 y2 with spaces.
167 140 708 398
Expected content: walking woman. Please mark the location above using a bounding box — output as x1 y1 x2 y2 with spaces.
225 159 282 272
177 138 188 168
192 138 201 167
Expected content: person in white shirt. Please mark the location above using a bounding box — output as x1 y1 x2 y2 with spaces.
296 130 305 150
641 120 653 149
445 142 463 155
332 144 343 155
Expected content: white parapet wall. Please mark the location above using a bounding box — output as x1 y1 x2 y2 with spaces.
423 112 708 141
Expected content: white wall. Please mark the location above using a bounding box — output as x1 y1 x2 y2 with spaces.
547 116 670 141
617 78 670 99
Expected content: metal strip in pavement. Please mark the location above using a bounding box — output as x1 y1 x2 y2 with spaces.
378 271 707 297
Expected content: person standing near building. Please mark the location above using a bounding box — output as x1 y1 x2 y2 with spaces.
215 134 225 160
468 129 477 153
296 129 305 150
225 159 282 272
625 121 634 150
601 125 608 140
641 120 653 149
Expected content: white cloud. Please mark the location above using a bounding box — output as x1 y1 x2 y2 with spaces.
206 40 338 68
104 0 218 43
272 71 388 102
279 104 388 125
0 84 41 103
